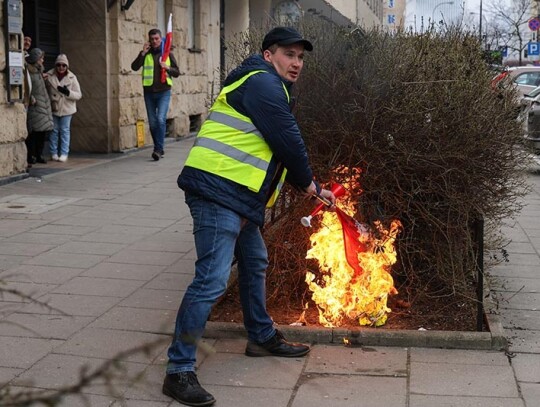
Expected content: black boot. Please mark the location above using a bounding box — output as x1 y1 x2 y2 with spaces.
245 329 310 357
162 371 215 406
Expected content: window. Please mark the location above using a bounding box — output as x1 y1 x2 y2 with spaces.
515 72 540 87
187 0 201 51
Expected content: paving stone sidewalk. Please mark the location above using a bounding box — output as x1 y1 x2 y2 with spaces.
0 139 539 406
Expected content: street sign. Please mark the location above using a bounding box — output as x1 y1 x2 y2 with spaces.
529 17 540 31
528 42 540 56
499 46 508 58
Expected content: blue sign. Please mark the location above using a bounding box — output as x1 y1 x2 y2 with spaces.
499 46 508 58
528 42 540 56
388 0 394 8
388 14 396 24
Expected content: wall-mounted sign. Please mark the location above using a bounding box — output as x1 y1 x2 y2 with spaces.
6 0 23 33
10 67 23 85
9 51 23 67
4 0 24 102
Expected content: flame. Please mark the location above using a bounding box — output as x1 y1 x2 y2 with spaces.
305 173 401 328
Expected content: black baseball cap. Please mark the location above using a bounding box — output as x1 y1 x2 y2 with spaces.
261 27 313 52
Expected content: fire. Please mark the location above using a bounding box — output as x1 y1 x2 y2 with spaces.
305 183 401 328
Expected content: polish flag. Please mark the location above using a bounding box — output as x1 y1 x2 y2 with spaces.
161 13 173 83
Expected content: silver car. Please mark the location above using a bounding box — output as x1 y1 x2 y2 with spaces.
521 85 540 151
493 66 540 98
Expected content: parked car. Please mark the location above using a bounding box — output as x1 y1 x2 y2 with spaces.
517 84 540 119
491 66 540 98
520 86 540 151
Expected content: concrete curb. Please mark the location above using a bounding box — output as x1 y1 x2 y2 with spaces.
205 319 504 350
0 172 29 186
484 293 508 350
205 280 507 351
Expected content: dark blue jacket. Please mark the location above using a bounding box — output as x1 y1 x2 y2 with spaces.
177 54 314 226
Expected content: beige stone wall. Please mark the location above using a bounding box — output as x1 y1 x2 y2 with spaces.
0 99 28 177
0 15 28 178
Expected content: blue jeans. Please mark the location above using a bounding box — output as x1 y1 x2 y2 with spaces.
166 193 275 373
144 89 171 153
49 115 73 157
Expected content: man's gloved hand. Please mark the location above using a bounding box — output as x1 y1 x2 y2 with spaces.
57 85 70 96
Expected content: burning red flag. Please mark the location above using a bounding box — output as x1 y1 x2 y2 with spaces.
301 183 370 275
335 207 369 276
161 13 173 84
304 175 402 327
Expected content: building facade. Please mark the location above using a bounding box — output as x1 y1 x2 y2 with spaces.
405 0 464 31
0 0 380 180
383 0 406 29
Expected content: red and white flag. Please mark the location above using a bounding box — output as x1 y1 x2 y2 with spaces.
161 13 173 83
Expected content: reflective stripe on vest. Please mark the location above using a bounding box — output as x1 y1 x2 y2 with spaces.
184 70 289 206
266 169 287 208
142 53 172 86
206 111 264 139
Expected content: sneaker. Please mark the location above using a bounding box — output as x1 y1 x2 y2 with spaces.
152 151 160 161
162 372 215 406
36 156 47 164
245 329 310 358
52 154 59 161
58 155 68 162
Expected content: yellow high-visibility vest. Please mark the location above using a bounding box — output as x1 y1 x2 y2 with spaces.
142 53 172 86
184 70 289 207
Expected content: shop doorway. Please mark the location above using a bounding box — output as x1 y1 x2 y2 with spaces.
22 0 59 70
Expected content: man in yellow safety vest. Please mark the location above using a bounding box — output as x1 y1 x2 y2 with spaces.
162 27 336 407
131 28 180 161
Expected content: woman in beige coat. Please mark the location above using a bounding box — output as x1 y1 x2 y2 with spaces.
46 54 82 162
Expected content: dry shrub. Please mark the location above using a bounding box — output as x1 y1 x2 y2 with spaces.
222 22 529 327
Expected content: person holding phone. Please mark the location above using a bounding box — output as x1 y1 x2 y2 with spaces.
131 28 180 161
